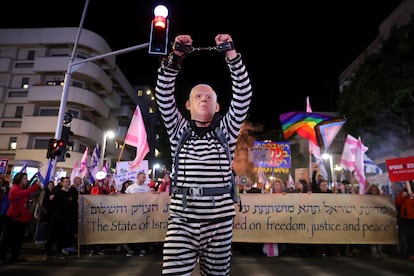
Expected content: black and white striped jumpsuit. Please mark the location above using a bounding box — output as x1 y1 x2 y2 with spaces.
155 53 252 276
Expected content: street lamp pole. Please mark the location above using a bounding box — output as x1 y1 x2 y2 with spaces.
100 130 115 170
100 133 107 170
50 0 90 177
52 14 150 177
153 163 160 180
51 2 166 178
322 153 335 189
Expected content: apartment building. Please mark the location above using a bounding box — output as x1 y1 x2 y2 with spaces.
0 27 154 179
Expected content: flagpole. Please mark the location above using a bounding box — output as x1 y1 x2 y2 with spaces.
350 171 355 194
308 150 312 184
117 141 126 163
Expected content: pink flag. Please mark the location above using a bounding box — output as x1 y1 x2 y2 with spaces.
70 160 79 183
306 96 312 113
340 135 366 171
306 96 321 159
103 160 108 173
315 118 346 151
355 137 368 194
80 147 89 178
340 135 368 193
124 105 149 170
287 173 295 190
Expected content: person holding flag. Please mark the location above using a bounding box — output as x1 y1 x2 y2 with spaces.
0 172 42 266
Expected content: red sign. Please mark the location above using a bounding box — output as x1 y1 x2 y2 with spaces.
386 156 414 182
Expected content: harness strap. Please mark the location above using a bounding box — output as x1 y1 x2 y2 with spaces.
171 186 232 208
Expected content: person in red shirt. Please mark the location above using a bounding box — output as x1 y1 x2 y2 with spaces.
157 171 171 193
0 172 42 266
396 180 414 260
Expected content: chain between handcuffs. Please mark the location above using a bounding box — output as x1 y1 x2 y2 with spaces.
173 41 234 54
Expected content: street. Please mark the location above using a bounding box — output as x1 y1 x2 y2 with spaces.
1 242 414 276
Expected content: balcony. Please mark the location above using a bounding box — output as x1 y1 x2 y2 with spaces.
33 56 112 92
29 85 110 118
0 57 12 72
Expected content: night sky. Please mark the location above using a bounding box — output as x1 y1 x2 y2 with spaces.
0 0 403 131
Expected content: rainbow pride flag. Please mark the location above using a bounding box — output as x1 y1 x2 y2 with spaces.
279 112 334 146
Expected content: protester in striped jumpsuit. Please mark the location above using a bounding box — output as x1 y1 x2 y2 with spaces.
155 33 252 275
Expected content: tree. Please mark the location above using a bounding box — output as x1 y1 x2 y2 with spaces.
338 15 414 156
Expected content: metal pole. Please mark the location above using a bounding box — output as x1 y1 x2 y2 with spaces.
329 155 335 189
100 132 107 169
51 0 90 178
50 0 149 178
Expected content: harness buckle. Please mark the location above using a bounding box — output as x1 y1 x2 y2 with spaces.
189 187 203 196
171 186 179 194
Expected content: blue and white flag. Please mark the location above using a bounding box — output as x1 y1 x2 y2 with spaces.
89 143 100 183
19 162 27 173
364 153 383 175
38 160 53 186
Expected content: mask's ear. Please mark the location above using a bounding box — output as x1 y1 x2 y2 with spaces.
215 103 220 112
185 99 191 110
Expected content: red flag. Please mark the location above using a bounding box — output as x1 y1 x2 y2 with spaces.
125 105 149 170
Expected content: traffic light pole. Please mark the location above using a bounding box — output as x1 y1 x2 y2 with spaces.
51 0 150 179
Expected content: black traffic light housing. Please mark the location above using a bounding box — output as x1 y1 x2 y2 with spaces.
47 138 64 159
58 125 74 162
148 5 169 55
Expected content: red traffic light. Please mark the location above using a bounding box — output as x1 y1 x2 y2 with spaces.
47 138 63 159
153 15 166 29
52 140 63 148
149 5 169 55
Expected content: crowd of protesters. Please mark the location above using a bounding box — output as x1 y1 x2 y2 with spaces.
0 166 413 265
235 169 414 260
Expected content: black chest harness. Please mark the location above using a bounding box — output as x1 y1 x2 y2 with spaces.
170 125 242 211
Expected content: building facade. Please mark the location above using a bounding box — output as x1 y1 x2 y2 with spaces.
0 27 155 179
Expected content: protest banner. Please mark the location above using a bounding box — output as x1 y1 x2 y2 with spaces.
79 193 397 245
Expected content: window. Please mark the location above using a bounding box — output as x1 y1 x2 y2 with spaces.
72 80 83 88
15 106 23 118
14 62 34 68
67 109 79 119
39 108 59 116
9 137 17 150
22 77 29 89
2 121 22 128
8 91 28 97
34 138 50 149
27 50 35 60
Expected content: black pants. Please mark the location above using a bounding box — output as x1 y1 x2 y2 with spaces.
0 216 28 261
399 218 414 256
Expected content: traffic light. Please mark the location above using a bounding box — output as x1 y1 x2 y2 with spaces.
58 125 74 162
47 138 64 159
149 5 169 55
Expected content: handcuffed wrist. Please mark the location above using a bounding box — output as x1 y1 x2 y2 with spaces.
162 52 184 70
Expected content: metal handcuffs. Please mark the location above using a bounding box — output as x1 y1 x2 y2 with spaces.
173 41 234 54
